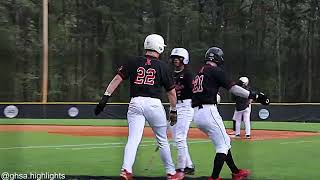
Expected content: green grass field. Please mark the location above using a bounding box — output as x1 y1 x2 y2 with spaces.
0 119 319 180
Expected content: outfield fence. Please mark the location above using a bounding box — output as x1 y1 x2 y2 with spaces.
1 103 320 122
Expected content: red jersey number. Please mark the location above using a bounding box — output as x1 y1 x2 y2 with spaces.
192 75 204 93
134 67 156 85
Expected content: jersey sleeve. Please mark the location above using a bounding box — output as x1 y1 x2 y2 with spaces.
212 68 235 90
161 63 175 91
116 62 130 80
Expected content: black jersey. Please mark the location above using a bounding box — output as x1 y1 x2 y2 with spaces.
233 86 251 111
117 55 175 99
192 64 234 107
173 68 194 100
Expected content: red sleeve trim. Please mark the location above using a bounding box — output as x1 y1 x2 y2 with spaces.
227 81 236 90
117 72 126 80
166 85 175 92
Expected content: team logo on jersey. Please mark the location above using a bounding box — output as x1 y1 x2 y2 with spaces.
145 58 152 65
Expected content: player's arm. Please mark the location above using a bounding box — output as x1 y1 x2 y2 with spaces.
161 63 178 126
94 75 123 116
104 75 123 95
167 88 177 111
94 64 129 115
229 85 269 105
213 69 269 105
167 88 177 126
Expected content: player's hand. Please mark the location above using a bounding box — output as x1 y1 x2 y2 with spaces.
256 92 270 105
94 95 110 115
249 91 270 105
169 110 177 126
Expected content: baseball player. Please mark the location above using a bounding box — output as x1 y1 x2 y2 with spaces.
232 77 253 139
191 47 270 180
170 48 195 175
94 34 184 180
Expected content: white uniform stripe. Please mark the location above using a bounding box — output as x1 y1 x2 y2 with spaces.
210 108 228 147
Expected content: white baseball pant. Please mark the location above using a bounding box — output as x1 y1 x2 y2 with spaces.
232 105 251 136
193 104 231 155
172 99 194 169
121 97 176 175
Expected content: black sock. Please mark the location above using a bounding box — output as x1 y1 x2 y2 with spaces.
211 153 226 178
233 120 236 131
225 150 239 174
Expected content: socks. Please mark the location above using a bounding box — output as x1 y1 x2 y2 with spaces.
233 120 236 131
225 150 239 174
211 153 226 178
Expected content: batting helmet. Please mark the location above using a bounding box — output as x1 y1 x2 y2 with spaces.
205 47 224 65
239 77 249 86
144 34 166 54
170 48 189 64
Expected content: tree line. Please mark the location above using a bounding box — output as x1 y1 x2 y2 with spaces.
0 0 319 102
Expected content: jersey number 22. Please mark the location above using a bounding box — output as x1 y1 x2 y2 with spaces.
134 67 156 85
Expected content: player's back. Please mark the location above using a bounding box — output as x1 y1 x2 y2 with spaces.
192 64 233 107
233 86 250 111
118 55 174 99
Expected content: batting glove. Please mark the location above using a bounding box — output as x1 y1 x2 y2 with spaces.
94 95 110 115
169 110 177 126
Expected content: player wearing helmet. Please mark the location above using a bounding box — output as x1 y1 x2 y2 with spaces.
232 77 253 139
94 34 184 180
192 47 270 180
170 48 195 175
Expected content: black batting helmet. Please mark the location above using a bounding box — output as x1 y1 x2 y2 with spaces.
205 47 224 65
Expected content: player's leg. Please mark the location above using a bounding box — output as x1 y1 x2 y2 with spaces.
172 109 188 171
184 107 195 172
225 149 240 174
172 104 194 173
243 107 251 138
144 98 176 175
194 105 231 179
234 110 243 137
229 111 237 135
185 147 194 169
121 99 146 174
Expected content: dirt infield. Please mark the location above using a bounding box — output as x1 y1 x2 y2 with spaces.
0 125 319 140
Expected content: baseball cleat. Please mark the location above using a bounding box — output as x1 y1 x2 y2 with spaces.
232 169 251 180
245 135 251 139
167 171 184 180
184 166 195 175
234 134 241 138
120 169 133 180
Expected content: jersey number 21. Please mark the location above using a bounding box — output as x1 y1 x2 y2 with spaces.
192 75 204 93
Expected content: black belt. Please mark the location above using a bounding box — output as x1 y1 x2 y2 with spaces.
192 103 217 109
192 104 203 109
